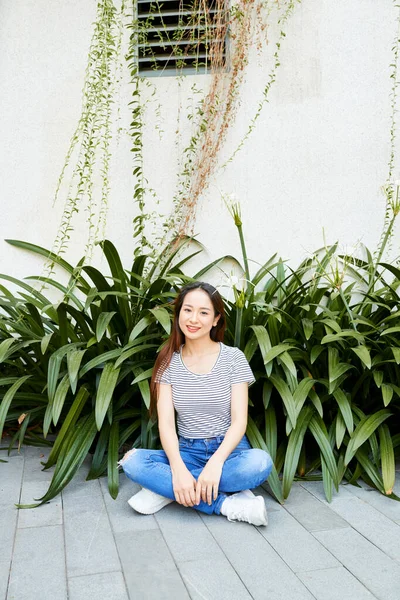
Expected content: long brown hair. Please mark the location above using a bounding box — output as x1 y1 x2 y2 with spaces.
149 281 226 418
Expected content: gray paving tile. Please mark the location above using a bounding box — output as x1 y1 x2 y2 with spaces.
0 560 10 600
0 506 18 562
200 514 315 600
258 504 339 572
301 480 355 502
314 527 400 600
116 529 190 599
68 571 129 600
7 524 67 600
63 485 121 577
179 556 252 600
22 448 54 483
0 453 24 507
315 494 400 562
100 476 159 533
298 566 376 600
283 484 348 531
155 502 225 563
18 480 62 528
345 479 400 523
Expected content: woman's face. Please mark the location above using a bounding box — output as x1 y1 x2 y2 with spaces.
178 289 220 342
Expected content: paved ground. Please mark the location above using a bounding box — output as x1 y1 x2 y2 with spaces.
1 445 400 600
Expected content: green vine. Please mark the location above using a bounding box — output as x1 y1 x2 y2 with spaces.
371 0 400 286
46 0 123 279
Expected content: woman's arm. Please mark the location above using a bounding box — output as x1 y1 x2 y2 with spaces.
195 382 248 505
157 383 197 507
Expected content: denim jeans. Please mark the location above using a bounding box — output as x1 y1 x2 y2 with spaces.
120 434 273 515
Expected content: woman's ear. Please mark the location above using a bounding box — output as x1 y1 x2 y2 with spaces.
213 314 221 327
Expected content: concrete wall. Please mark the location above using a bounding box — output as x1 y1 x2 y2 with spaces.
1 0 399 286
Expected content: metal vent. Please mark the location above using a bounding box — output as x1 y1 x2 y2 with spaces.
136 0 227 75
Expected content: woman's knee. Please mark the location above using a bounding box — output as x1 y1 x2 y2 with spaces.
249 449 273 484
118 448 145 479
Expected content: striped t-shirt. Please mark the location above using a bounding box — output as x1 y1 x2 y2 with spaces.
156 342 255 438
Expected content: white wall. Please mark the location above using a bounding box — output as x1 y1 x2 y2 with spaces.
1 0 399 287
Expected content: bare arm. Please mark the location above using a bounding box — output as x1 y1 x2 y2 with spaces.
195 382 248 505
157 383 197 506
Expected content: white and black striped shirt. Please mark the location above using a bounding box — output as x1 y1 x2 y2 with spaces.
156 342 255 438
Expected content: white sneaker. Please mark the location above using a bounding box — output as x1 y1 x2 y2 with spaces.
128 488 174 514
223 491 268 526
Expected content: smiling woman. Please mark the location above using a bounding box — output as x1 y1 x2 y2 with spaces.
119 281 273 526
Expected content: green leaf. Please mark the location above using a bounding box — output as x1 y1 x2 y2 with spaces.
133 367 151 409
67 349 86 395
373 370 384 388
262 382 273 410
391 347 400 364
96 312 116 342
269 374 297 429
0 338 16 363
308 389 323 418
263 344 295 364
351 346 371 370
246 415 283 504
309 415 339 489
5 239 90 292
265 404 277 461
52 374 71 426
21 414 98 507
100 240 131 329
322 331 364 343
355 446 385 494
310 345 324 364
41 333 53 355
249 326 272 357
344 409 393 466
95 363 121 430
128 314 153 342
333 389 354 434
149 307 171 335
282 406 314 498
335 412 346 448
381 384 394 407
321 456 333 502
108 421 119 499
43 387 90 469
381 326 400 336
329 363 353 384
302 318 313 340
278 351 298 386
293 378 315 415
379 424 395 495
0 376 31 440
114 344 157 369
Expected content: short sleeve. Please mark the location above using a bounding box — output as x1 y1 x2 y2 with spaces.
155 361 171 385
231 349 255 386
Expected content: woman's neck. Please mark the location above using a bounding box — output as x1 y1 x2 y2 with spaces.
182 338 220 357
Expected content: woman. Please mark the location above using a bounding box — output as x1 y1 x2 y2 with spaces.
119 281 273 526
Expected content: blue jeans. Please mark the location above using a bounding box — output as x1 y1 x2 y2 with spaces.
120 434 273 515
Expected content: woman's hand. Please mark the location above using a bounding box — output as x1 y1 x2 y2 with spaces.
171 464 197 507
196 456 224 505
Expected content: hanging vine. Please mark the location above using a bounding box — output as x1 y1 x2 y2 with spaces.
45 0 302 267
45 0 124 278
372 0 400 281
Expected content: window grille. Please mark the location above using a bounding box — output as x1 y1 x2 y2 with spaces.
136 0 227 75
